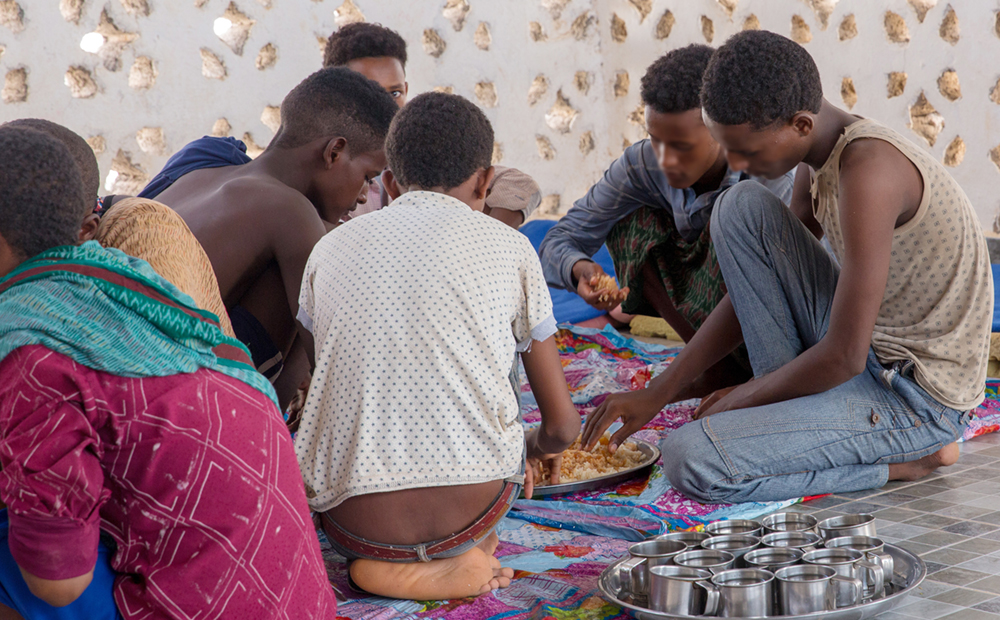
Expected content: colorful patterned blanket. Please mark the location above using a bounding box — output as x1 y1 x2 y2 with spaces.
329 325 1000 619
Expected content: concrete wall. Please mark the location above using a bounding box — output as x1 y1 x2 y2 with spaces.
2 0 999 227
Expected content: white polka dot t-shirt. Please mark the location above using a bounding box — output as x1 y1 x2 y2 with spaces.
294 191 557 512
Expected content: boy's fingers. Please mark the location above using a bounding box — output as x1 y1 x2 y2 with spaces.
548 455 562 485
609 421 639 454
524 464 535 499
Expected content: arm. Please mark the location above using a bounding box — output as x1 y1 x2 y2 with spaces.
267 192 329 329
21 570 93 608
787 163 824 239
695 140 918 416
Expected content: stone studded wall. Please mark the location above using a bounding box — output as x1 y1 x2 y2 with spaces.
2 0 1000 227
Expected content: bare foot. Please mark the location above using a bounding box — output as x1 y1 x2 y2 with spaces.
350 541 512 600
888 443 960 482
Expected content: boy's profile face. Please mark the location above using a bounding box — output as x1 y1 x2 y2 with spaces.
346 57 408 108
704 114 808 180
317 147 387 223
645 107 722 190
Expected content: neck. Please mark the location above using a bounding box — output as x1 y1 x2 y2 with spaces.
690 148 729 195
246 145 317 196
802 99 859 170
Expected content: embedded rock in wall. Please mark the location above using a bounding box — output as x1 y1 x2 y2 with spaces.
2 67 26 103
538 194 560 216
432 85 454 94
260 105 281 133
65 66 98 98
536 135 555 160
908 0 937 23
256 43 277 70
629 0 652 22
474 22 491 50
627 105 645 129
527 74 548 106
701 16 714 43
579 131 594 155
792 15 812 43
0 1 24 34
545 90 579 134
839 14 858 40
216 2 255 56
210 118 232 137
334 0 365 27
990 144 1000 174
841 77 857 109
716 0 737 18
943 136 965 167
937 69 960 101
908 92 944 146
94 9 138 72
60 0 84 24
613 71 629 98
888 72 907 98
574 70 592 95
242 133 264 158
491 142 502 165
422 29 446 57
743 14 760 30
655 10 675 39
610 13 627 43
803 0 838 30
120 0 150 18
87 135 106 155
136 127 166 155
571 12 596 41
996 12 1000 39
128 56 157 90
195 0 210 7
884 11 910 44
475 81 498 107
201 49 227 79
541 0 570 21
991 78 1000 105
939 7 959 45
529 22 547 42
443 0 469 32
108 149 149 194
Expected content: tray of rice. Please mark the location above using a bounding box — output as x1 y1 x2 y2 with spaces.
527 436 660 497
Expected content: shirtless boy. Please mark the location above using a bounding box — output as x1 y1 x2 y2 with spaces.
324 22 541 228
540 45 793 392
583 31 991 503
150 68 397 404
295 92 580 600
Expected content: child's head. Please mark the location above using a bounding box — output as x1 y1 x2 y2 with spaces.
0 126 87 277
270 67 398 223
700 30 823 179
4 118 102 241
324 23 408 108
640 44 721 189
383 92 494 211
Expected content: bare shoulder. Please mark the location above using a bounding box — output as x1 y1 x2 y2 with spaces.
839 137 919 185
838 137 923 223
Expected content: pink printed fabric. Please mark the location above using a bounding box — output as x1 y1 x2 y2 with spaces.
0 345 336 620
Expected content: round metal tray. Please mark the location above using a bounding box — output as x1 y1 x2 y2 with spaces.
598 542 925 619
526 439 660 497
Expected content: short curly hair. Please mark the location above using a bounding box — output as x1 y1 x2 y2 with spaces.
324 22 407 70
271 67 398 154
640 44 714 114
385 92 493 190
4 118 100 213
0 126 86 259
701 30 822 129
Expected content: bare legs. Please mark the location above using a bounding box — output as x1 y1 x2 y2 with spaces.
888 443 960 482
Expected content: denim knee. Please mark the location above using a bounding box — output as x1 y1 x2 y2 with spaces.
660 421 727 504
711 180 786 244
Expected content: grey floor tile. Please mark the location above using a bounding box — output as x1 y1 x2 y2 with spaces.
934 567 994 586
961 468 1000 481
975 598 1000 614
925 548 985 566
931 490 990 504
927 561 952 574
905 483 958 497
881 522 935 540
836 489 886 500
912 580 958 598
947 522 1000 537
937 610 1000 620
964 481 1000 495
932 588 997 607
955 454 1000 466
959 555 1000 575
897 596 966 618
971 575 1000 594
877 507 927 523
979 530 1000 542
801 495 848 509
900 541 944 556
875 612 924 620
909 514 966 529
967 497 1000 511
906 498 959 513
910 531 974 548
975 512 1000 526
939 505 996 520
953 538 1000 555
874 492 928 507
835 500 891 514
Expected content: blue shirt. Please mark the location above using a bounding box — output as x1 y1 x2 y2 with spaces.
539 139 795 291
139 136 252 200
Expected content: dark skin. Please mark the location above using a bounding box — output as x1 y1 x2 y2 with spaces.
155 137 384 406
582 99 958 480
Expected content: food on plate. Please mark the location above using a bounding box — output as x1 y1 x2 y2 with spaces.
536 434 646 486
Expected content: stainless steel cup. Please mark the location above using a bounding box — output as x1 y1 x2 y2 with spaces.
817 514 877 541
804 547 884 607
675 548 736 575
762 512 819 534
648 565 717 615
761 530 823 553
701 534 761 566
824 536 894 596
744 546 804 573
701 568 775 617
617 539 687 596
653 530 712 549
775 564 863 613
706 519 764 538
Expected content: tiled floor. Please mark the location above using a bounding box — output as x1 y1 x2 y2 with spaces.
771 431 1000 619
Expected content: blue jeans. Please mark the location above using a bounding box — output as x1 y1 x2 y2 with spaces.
661 182 968 504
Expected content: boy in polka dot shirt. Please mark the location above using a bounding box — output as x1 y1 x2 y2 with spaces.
294 92 581 600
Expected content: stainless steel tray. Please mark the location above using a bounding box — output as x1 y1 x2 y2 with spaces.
598 542 924 619
526 439 660 497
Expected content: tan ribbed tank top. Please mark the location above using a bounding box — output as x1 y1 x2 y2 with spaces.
810 119 992 411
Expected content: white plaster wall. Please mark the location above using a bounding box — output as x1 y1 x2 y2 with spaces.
2 0 999 227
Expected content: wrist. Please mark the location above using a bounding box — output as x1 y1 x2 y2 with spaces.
571 260 595 288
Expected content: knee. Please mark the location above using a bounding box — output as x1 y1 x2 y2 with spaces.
660 422 726 504
711 181 785 241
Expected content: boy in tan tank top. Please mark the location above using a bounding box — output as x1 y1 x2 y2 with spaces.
581 30 992 503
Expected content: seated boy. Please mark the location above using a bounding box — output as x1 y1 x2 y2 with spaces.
324 22 541 229
294 92 581 600
145 68 398 405
0 126 337 618
584 31 991 502
540 45 793 393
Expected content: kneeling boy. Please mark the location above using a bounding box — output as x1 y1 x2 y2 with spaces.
295 92 581 600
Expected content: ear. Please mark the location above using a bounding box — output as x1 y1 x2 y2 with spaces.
322 137 349 169
78 214 101 242
404 82 410 97
382 169 402 200
790 112 815 137
472 166 496 201
0 233 23 279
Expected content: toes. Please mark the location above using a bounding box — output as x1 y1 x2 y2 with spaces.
500 567 514 579
488 555 502 569
496 576 512 588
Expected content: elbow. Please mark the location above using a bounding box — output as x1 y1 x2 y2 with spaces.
23 570 92 607
544 414 582 450
835 347 869 382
